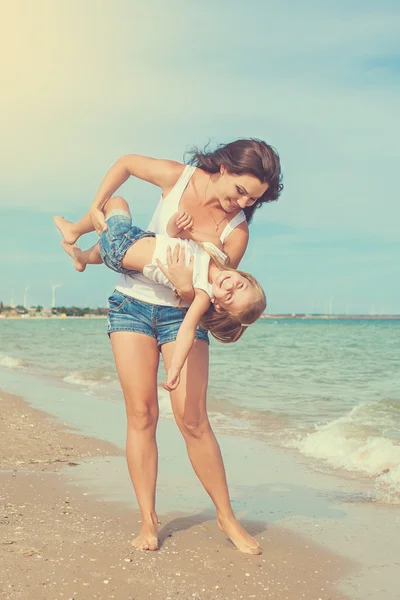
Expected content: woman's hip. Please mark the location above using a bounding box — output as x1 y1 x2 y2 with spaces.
107 290 209 347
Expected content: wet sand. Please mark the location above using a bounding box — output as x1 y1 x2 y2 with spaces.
0 390 353 599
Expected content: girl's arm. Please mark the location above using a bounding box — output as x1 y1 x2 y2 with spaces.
162 290 210 391
90 156 184 234
223 222 249 268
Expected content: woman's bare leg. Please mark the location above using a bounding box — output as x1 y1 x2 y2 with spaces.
161 340 261 555
111 331 160 551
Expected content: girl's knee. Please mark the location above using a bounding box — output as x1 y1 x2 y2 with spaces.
104 196 130 216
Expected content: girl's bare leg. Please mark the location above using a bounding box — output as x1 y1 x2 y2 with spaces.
161 339 261 555
54 195 130 244
60 196 134 271
54 213 95 245
111 331 160 551
61 241 102 272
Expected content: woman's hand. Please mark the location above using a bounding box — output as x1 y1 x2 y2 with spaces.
89 206 108 236
162 366 181 391
156 245 194 302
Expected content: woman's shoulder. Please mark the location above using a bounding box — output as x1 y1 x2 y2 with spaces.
163 160 186 176
222 212 249 238
222 220 249 268
159 161 188 195
117 155 185 190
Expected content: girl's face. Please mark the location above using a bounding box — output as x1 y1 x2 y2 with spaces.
216 168 269 214
211 270 256 313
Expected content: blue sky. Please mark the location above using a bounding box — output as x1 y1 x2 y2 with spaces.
1 0 399 313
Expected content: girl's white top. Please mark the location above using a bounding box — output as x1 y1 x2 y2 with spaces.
143 237 227 300
115 165 246 307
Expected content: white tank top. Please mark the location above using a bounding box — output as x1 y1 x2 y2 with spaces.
115 165 246 307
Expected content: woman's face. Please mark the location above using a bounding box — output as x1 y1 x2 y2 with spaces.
216 169 269 214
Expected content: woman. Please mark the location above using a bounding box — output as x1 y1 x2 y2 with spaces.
89 139 283 554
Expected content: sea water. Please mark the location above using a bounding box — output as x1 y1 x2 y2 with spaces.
1 317 399 503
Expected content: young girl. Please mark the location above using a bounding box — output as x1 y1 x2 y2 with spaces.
56 197 266 391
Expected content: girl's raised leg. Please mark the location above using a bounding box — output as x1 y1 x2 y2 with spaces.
111 331 161 551
54 195 131 244
59 195 133 271
54 213 95 245
61 241 102 272
161 339 261 555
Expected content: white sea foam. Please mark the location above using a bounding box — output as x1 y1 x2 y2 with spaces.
63 371 113 388
286 403 400 503
157 385 174 416
156 384 246 430
0 354 25 368
374 463 400 504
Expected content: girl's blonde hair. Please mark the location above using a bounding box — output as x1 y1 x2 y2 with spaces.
199 245 266 343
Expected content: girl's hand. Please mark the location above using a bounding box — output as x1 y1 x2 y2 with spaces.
162 366 181 391
89 207 108 236
156 245 194 302
166 211 194 238
175 211 194 231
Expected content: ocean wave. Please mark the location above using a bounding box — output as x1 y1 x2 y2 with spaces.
157 385 249 429
63 370 114 388
285 402 400 504
375 464 400 504
0 354 25 368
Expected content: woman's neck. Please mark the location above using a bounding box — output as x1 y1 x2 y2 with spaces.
198 171 221 209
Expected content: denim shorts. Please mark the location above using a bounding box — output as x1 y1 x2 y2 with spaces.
99 210 155 276
107 290 209 347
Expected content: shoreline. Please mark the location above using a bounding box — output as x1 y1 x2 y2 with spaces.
0 388 353 600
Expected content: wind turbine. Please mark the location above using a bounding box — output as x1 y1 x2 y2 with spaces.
23 284 30 309
51 284 63 308
329 296 334 316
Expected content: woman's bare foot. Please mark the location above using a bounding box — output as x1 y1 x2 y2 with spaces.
131 521 159 551
54 216 79 245
217 516 261 555
61 241 86 272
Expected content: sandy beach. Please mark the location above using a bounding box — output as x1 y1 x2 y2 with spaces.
0 390 353 600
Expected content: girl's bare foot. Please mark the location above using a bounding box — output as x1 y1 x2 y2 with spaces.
54 216 79 245
131 521 159 551
61 241 86 272
217 516 262 555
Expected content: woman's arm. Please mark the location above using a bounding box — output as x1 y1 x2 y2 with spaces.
222 222 249 268
89 156 184 234
162 290 210 391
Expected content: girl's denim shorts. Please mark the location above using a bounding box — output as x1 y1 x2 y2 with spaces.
99 210 154 276
107 290 209 348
